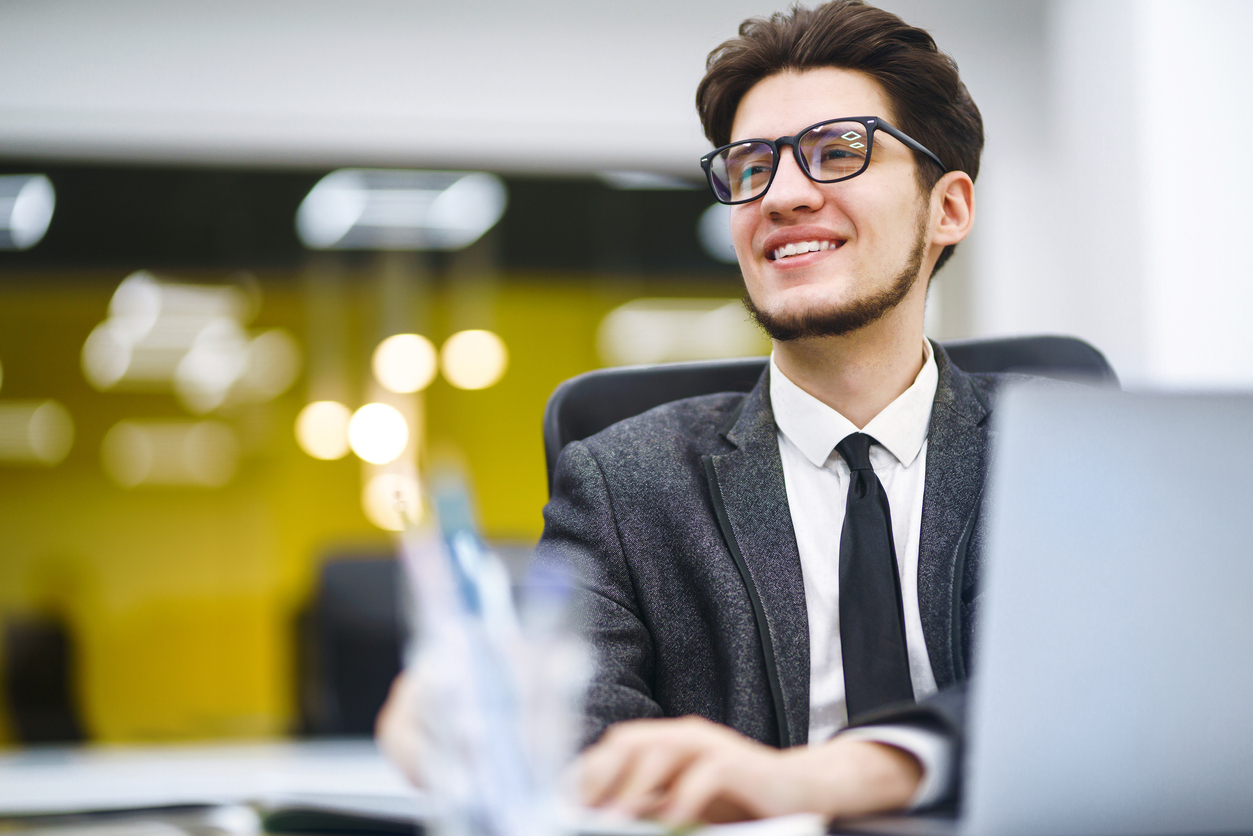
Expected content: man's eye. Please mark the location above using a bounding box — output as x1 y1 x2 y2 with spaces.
809 143 866 177
822 148 858 161
730 160 772 183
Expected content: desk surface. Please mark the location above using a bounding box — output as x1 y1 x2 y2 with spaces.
0 740 826 836
0 738 420 818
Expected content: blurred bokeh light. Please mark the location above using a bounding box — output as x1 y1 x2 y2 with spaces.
440 330 508 391
372 334 438 394
347 403 409 465
362 471 422 532
598 298 767 366
80 272 299 414
101 420 240 488
0 400 74 465
295 401 352 461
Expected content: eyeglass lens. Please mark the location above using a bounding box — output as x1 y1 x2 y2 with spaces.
707 120 872 204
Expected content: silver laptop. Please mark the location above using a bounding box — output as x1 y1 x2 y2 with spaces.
844 385 1253 836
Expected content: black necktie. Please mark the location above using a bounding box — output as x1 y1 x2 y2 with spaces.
836 432 914 722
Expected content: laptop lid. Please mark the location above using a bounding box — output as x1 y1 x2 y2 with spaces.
963 385 1253 836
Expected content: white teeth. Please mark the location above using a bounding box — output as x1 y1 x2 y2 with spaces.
771 240 836 260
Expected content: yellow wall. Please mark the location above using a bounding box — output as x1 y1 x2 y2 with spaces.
0 270 749 743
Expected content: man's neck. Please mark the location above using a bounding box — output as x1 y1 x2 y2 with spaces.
771 307 928 429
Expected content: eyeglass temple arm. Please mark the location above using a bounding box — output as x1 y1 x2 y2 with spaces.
875 121 947 174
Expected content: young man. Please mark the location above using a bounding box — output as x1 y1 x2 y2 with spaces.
540 0 985 824
380 0 988 824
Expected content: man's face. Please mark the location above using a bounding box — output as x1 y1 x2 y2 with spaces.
729 67 933 341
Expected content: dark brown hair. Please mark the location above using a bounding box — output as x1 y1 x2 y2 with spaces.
696 0 984 272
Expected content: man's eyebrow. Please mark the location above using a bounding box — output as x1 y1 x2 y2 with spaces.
725 143 767 160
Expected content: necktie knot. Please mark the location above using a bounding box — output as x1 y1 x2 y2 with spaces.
836 432 876 472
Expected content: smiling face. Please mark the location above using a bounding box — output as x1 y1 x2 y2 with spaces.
730 67 936 341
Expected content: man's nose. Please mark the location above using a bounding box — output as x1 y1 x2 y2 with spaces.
760 145 824 216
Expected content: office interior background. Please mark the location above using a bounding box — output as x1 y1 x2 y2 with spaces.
0 0 1249 747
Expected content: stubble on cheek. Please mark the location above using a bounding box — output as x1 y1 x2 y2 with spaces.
741 210 930 342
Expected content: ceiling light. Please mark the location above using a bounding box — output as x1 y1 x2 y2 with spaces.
698 203 737 264
296 169 507 251
0 174 55 250
599 171 700 191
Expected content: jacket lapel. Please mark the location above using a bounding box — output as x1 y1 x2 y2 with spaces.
705 369 811 747
917 343 992 688
703 348 991 736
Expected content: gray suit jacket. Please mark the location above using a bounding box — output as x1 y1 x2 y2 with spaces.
536 344 1002 753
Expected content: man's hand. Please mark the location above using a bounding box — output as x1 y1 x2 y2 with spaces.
375 670 424 787
576 716 922 825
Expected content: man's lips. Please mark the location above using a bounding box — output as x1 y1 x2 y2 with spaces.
766 238 843 261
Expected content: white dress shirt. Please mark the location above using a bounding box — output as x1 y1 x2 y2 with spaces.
769 340 953 807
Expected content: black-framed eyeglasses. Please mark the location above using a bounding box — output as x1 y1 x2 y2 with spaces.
699 116 947 205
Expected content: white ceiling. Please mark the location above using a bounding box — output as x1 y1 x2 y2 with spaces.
0 0 1025 174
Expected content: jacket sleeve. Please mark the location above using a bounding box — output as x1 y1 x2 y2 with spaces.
533 439 663 747
846 682 968 808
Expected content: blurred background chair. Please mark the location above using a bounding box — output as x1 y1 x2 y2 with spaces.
543 334 1118 492
296 555 406 737
293 544 539 738
1 613 87 743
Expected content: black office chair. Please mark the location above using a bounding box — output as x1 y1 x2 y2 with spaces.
542 334 1118 493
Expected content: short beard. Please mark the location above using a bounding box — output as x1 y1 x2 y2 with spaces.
742 214 929 342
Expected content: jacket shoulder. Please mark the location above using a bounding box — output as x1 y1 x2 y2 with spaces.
578 391 748 458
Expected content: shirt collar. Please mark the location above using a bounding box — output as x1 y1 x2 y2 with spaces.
770 339 938 468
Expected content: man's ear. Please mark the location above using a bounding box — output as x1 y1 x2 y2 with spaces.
930 171 975 247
